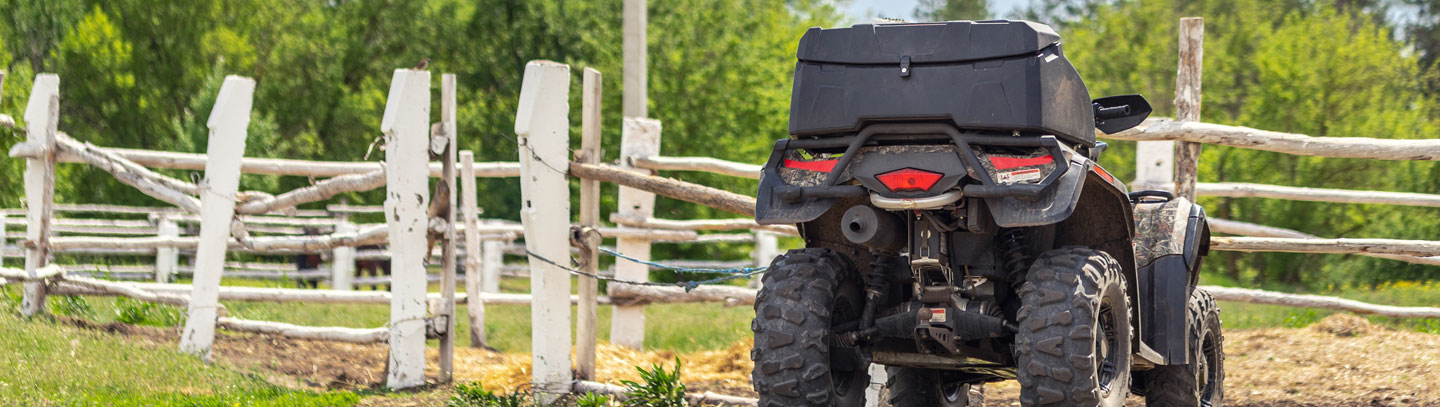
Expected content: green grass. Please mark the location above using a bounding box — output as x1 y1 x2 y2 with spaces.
0 293 361 406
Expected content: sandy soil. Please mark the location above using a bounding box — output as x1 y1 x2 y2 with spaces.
66 313 1440 406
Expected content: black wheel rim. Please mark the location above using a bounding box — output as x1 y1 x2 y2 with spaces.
941 381 967 403
831 291 861 397
1200 328 1220 406
1095 298 1121 395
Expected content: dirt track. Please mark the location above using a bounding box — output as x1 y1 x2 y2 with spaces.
75 314 1440 406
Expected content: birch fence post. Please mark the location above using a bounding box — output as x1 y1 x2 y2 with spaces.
1174 17 1204 201
332 217 356 290
381 68 431 390
438 73 460 381
576 67 603 380
460 150 486 348
155 214 179 283
20 74 58 317
481 239 502 293
179 76 254 359
516 60 573 402
611 117 661 350
750 230 777 289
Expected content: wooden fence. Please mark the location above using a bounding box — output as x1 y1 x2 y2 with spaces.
3 16 1439 404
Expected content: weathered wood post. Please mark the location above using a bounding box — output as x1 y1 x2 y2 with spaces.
576 67 603 380
0 212 6 268
481 239 502 293
155 214 179 283
750 230 777 289
438 73 460 381
180 76 254 358
331 217 356 290
516 60 573 402
1174 17 1204 201
460 150 486 348
382 68 431 390
611 117 661 349
20 74 58 317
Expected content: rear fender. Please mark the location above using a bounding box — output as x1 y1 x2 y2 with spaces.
1132 196 1210 364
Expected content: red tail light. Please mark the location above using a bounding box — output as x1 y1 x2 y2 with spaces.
876 168 943 192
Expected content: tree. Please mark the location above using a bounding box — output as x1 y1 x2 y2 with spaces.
914 0 991 21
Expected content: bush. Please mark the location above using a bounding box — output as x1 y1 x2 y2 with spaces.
113 297 182 326
575 392 614 407
620 358 686 407
448 382 529 407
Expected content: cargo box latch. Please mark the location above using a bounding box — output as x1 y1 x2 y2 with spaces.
899 56 911 77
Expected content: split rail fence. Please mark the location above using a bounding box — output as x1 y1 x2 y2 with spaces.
4 16 1440 405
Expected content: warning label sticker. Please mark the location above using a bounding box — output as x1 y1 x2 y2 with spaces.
997 168 1043 184
929 308 947 323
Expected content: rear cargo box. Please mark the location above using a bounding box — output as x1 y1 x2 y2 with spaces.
788 20 1097 146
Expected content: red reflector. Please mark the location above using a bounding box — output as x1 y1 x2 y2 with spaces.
1092 165 1115 183
988 155 1054 170
782 159 837 172
876 168 943 192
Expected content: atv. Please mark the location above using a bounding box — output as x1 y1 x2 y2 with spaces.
751 20 1224 406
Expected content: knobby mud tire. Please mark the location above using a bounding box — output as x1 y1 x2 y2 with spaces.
882 366 984 407
1144 288 1225 406
1014 247 1132 406
751 248 869 407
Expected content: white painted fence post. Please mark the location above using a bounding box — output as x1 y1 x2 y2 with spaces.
20 74 58 317
481 239 502 293
0 212 6 268
515 60 573 402
381 68 431 390
611 117 661 350
460 150 486 348
155 215 179 283
750 230 777 289
332 219 356 290
180 76 254 359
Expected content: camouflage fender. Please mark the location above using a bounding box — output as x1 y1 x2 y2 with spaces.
1132 195 1210 364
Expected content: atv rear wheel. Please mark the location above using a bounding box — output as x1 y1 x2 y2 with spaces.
1144 288 1225 406
1014 247 1131 406
751 248 869 407
881 366 984 407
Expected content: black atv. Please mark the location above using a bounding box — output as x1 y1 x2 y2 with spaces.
751 20 1224 406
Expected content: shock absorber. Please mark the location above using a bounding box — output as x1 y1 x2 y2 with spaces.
838 252 897 347
997 228 1030 289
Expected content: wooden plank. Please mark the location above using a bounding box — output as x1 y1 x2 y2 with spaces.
1174 17 1204 201
516 60 573 401
179 76 254 360
631 156 761 179
217 318 389 344
481 239 503 293
155 215 178 283
21 74 59 317
1101 118 1440 161
1196 182 1440 207
611 117 661 350
36 145 520 178
624 0 647 118
576 67 602 380
608 283 757 306
381 68 431 390
1209 236 1440 257
460 151 486 348
1200 286 1440 319
1208 218 1440 266
438 73 459 381
570 162 756 217
234 170 385 215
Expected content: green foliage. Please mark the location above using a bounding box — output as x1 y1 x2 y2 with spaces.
620 358 686 407
575 392 615 407
1050 0 1440 287
1284 309 1323 328
447 382 530 407
52 294 94 319
914 0 991 21
112 297 182 326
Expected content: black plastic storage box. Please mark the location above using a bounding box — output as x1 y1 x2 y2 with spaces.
788 20 1097 146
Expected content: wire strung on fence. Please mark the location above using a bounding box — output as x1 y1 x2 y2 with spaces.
523 247 765 292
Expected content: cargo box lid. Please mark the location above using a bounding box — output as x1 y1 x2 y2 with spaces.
795 20 1060 65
